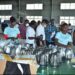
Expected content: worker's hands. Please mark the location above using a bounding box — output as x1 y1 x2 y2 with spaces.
37 35 43 41
40 41 43 47
66 45 72 48
39 35 43 41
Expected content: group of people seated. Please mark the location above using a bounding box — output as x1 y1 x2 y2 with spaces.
2 16 73 49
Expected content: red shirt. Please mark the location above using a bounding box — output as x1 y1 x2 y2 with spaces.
19 24 26 39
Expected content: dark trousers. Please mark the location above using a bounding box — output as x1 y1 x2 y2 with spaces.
46 40 55 46
36 38 44 46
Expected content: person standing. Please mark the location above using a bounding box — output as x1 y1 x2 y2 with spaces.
26 20 36 48
19 19 29 39
36 19 47 46
45 19 57 46
68 23 72 35
1 20 8 33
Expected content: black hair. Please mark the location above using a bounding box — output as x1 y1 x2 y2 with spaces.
60 23 68 31
42 19 49 24
30 20 36 26
10 16 16 23
24 19 29 23
20 17 23 23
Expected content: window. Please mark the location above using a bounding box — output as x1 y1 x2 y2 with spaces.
60 16 75 26
26 16 42 22
60 3 75 10
26 4 43 10
0 16 11 22
0 4 12 10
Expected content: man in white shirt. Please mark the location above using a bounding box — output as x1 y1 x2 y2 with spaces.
26 20 36 48
36 20 47 46
4 16 21 39
68 23 72 35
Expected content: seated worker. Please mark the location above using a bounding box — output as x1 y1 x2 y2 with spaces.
4 16 21 39
55 23 72 48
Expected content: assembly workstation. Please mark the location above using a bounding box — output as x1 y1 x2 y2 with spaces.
0 39 75 75
0 0 75 75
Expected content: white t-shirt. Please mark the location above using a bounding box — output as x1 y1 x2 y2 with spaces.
36 24 45 40
55 32 72 45
4 26 20 38
68 26 72 34
26 26 36 48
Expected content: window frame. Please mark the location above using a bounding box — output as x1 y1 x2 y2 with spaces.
60 16 75 26
0 15 11 22
26 16 42 22
0 4 12 10
26 3 43 10
60 3 75 10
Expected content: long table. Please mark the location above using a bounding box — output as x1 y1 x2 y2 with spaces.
37 62 75 75
0 54 37 75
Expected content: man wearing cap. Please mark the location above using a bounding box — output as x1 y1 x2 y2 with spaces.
4 16 21 39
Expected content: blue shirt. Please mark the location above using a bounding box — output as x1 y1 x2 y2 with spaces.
45 24 57 43
4 26 20 38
